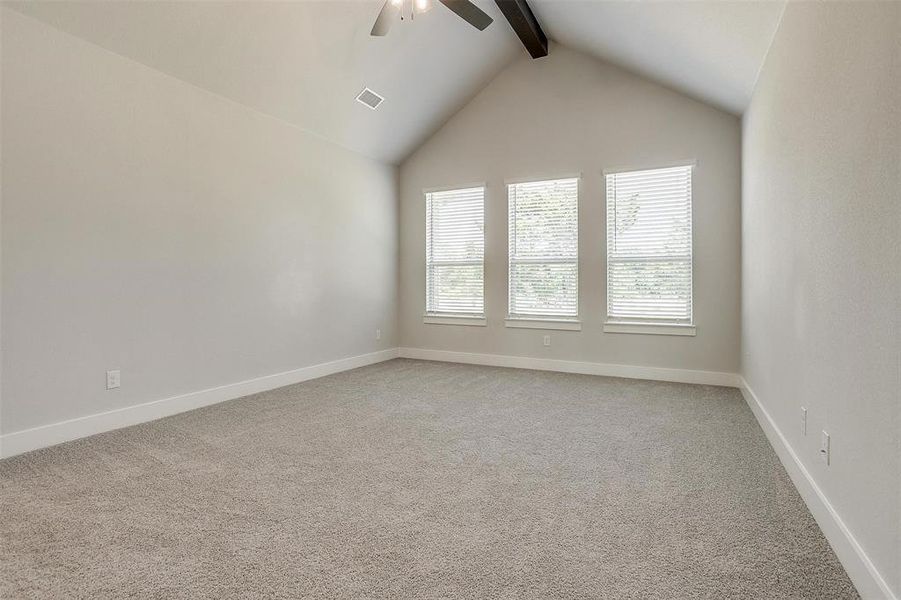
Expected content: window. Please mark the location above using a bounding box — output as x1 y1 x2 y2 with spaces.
425 186 485 318
507 177 579 322
605 164 693 333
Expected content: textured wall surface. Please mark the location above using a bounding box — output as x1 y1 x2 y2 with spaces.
1 9 398 434
742 2 900 596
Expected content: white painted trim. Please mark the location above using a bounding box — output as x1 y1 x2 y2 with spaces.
739 378 897 600
505 318 582 331
398 347 739 387
423 315 487 326
603 322 696 336
0 348 400 459
422 182 486 194
504 173 582 185
603 159 697 176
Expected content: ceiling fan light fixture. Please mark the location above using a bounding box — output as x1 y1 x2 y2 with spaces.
370 0 492 36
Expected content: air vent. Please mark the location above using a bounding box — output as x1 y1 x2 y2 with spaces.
355 87 384 110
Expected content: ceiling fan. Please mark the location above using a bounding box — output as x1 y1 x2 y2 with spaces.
370 0 493 36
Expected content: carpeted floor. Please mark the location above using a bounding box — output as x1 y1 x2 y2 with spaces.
1 359 858 599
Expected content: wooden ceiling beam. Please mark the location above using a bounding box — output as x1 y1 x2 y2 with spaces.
495 0 548 59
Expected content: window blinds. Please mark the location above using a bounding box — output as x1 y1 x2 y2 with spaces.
606 165 693 324
426 186 485 315
508 178 579 318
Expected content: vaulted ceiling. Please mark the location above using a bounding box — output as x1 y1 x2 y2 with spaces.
530 0 785 116
6 1 785 165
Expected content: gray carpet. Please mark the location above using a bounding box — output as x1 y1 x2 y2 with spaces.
1 359 858 599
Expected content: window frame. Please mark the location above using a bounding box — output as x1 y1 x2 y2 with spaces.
603 162 696 336
423 183 487 325
505 175 581 327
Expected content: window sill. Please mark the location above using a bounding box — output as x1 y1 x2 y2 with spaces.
505 318 582 331
603 322 696 336
423 314 487 327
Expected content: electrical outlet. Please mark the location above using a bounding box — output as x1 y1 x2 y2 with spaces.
820 430 830 465
376 328 381 341
801 407 808 435
543 335 551 347
106 369 121 390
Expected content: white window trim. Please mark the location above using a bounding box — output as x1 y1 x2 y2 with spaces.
505 318 581 331
423 314 487 327
603 160 697 176
504 173 582 185
507 175 581 322
425 185 486 318
603 322 696 336
604 163 694 329
423 182 487 194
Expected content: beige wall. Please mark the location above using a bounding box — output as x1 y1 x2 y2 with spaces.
0 9 398 434
742 2 900 596
399 44 741 373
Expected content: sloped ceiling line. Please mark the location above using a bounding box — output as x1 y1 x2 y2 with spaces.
6 0 785 165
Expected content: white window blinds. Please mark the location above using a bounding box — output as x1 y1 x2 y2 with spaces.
508 178 579 318
606 165 693 324
426 186 485 315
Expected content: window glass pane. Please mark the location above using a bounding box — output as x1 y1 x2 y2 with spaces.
427 264 484 314
509 263 578 317
426 187 484 315
508 178 579 318
606 166 692 323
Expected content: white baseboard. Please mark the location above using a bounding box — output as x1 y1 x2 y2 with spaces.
398 347 740 387
0 348 399 460
739 377 897 600
4 347 889 597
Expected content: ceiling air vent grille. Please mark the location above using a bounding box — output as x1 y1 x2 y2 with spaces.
355 87 384 110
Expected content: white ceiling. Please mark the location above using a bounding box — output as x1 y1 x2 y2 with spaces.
6 0 522 164
6 1 784 164
531 0 786 116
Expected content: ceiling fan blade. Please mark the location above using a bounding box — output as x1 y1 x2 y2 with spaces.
438 0 494 31
370 0 400 36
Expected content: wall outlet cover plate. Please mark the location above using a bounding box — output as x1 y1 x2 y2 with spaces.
106 370 121 390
